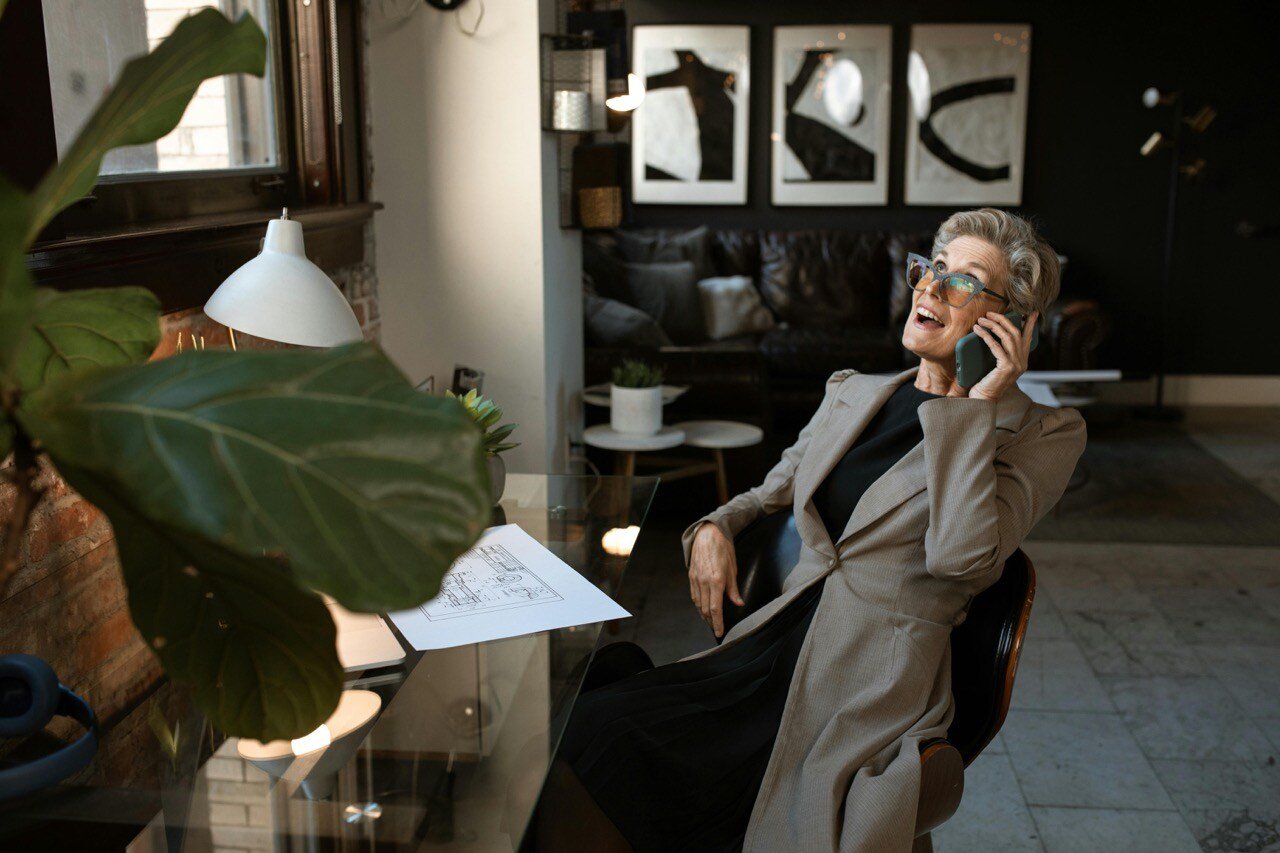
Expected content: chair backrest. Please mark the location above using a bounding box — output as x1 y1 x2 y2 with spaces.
727 511 1036 767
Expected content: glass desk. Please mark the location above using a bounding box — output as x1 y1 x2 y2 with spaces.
1 474 658 852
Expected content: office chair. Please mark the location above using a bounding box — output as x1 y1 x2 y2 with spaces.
726 512 1036 852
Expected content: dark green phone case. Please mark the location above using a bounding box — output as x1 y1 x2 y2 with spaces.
955 312 1040 389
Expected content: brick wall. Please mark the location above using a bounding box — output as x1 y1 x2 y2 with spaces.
0 248 379 790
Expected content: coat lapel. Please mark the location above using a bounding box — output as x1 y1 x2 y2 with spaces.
794 367 1036 558
793 367 919 557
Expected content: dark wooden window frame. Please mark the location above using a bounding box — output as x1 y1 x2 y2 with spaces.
0 0 376 313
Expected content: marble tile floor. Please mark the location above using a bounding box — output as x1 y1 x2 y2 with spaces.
608 407 1280 852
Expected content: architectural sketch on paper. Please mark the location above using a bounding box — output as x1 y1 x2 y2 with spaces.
420 544 564 621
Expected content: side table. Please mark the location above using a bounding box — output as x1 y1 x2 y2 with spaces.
583 424 686 478
582 421 764 504
675 420 764 504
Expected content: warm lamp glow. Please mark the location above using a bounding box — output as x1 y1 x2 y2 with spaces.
907 51 931 122
290 724 332 756
822 58 864 126
606 73 646 112
602 525 640 557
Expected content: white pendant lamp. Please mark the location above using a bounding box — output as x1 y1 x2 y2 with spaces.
204 209 363 347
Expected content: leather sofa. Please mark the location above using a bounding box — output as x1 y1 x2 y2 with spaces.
584 227 1108 431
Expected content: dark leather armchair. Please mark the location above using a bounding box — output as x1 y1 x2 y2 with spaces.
725 512 1036 852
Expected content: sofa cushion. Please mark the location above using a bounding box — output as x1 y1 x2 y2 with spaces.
584 293 673 349
758 325 903 378
620 260 705 344
616 226 714 280
757 230 890 328
584 232 627 301
710 229 761 278
697 276 776 341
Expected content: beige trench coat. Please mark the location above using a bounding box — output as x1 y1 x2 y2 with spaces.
679 367 1086 852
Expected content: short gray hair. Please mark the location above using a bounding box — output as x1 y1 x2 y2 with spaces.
931 208 1060 316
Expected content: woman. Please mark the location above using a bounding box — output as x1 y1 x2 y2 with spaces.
549 209 1086 852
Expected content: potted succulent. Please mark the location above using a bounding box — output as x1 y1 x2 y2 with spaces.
448 390 519 503
610 359 664 436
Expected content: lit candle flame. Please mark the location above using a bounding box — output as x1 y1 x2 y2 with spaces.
602 525 640 557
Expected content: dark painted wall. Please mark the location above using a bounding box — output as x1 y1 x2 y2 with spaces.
623 1 1280 375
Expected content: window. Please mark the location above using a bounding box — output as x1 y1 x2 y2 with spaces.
42 0 281 177
0 0 372 312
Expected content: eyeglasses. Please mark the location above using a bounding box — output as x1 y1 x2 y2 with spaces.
905 252 1010 308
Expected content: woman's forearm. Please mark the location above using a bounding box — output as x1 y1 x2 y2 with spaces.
919 398 1085 582
681 370 852 568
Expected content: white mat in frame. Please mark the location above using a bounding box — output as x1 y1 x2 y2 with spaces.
772 25 892 206
631 25 750 205
905 24 1031 206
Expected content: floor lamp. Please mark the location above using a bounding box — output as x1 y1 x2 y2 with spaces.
1138 87 1215 420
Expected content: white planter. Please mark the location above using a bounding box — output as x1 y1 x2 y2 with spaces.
610 385 662 435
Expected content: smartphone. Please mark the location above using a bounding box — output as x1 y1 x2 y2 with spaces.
955 312 1039 389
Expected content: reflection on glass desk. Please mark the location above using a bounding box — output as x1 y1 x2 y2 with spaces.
0 474 658 852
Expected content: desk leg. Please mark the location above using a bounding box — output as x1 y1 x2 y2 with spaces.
713 449 729 505
616 451 636 478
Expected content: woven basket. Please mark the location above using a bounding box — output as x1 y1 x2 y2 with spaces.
578 186 622 229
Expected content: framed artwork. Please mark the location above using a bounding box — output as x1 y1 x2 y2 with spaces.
904 24 1031 206
631 25 750 205
771 25 892 206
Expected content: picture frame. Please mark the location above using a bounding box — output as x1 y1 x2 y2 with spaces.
771 25 892 206
904 24 1031 206
630 25 750 205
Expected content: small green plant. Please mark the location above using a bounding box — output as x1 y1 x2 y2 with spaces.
447 390 519 457
611 359 664 389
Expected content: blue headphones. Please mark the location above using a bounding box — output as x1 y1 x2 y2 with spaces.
0 654 99 800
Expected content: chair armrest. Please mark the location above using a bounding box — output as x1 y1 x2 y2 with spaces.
1033 299 1110 372
915 738 965 836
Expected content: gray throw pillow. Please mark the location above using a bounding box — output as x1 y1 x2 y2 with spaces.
697 276 776 341
584 293 673 349
616 226 714 280
583 233 627 301
620 260 705 344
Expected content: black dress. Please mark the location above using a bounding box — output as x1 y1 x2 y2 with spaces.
558 382 940 852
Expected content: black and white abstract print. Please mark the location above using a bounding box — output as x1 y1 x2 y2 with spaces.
632 26 749 205
772 26 891 206
905 24 1031 206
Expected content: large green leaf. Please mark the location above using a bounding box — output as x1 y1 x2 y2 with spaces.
0 176 34 391
72 471 341 740
26 9 266 242
8 287 161 394
20 343 490 612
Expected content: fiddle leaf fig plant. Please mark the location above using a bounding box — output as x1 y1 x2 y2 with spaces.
0 9 490 742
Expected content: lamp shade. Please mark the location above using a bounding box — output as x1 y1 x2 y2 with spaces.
237 689 382 800
204 212 362 347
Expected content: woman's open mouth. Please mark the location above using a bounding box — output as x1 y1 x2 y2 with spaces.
913 305 946 330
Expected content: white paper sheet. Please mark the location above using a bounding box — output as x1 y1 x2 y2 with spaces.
387 524 631 650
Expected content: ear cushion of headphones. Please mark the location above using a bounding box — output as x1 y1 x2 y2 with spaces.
0 654 61 738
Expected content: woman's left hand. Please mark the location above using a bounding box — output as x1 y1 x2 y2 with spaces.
967 310 1039 402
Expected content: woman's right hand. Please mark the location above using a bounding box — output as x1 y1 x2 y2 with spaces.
689 523 744 638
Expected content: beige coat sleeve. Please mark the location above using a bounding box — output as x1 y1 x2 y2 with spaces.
680 370 854 568
918 396 1087 584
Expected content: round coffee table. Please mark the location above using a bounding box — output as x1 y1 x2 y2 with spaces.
583 424 685 477
675 420 764 503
